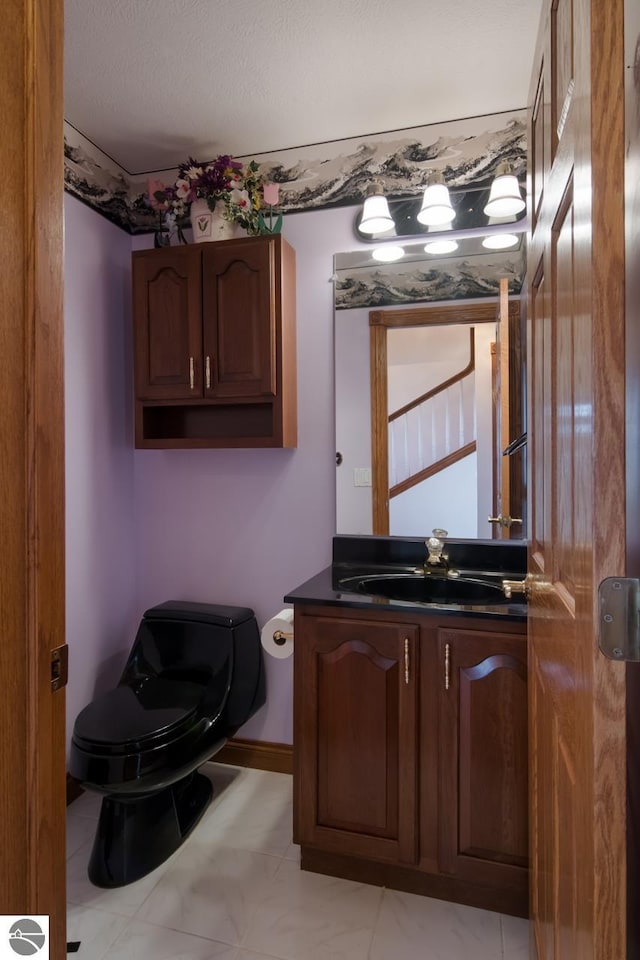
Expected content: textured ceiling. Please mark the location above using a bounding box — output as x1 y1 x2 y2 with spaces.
64 0 543 174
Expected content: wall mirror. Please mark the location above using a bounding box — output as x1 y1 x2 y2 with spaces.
334 236 527 540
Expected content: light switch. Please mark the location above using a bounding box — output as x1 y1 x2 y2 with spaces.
353 467 372 487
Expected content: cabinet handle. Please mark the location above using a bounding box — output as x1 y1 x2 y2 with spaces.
404 637 410 685
205 355 211 390
189 356 195 390
444 642 451 690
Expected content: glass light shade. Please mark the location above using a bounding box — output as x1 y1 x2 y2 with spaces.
417 182 455 226
482 233 519 250
359 194 395 234
424 239 459 255
483 171 525 218
372 245 405 263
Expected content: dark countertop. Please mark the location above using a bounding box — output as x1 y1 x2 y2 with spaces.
284 564 527 622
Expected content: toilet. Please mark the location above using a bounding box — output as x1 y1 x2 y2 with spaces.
69 600 265 887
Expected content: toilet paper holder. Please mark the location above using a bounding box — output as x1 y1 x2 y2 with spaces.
261 609 294 658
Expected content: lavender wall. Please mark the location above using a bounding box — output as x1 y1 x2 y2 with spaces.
132 209 365 743
64 195 138 758
63 192 516 751
64 200 367 751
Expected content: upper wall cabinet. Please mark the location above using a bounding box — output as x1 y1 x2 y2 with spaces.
132 235 297 449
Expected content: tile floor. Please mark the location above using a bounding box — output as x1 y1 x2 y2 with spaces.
66 763 529 960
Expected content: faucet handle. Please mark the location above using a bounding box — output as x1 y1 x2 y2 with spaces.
425 529 448 565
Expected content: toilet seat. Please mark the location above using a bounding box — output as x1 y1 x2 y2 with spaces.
73 678 204 752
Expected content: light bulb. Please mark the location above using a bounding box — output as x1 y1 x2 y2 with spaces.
482 233 519 250
417 181 455 227
424 239 459 255
484 163 525 218
359 185 394 234
372 245 405 263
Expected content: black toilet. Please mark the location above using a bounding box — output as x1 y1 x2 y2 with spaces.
69 600 265 888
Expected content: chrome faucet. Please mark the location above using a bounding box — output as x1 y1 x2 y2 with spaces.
423 528 449 573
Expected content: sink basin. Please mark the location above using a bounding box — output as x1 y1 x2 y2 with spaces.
338 573 512 606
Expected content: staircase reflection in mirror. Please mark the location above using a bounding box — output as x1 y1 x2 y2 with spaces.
334 240 526 541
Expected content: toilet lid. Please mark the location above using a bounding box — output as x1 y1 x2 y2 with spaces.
73 678 202 749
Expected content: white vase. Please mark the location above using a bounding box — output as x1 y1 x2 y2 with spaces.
190 198 237 242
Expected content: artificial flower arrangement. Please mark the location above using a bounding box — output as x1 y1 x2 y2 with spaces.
148 154 281 238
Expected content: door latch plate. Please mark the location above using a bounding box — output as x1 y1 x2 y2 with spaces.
51 643 69 691
598 578 640 661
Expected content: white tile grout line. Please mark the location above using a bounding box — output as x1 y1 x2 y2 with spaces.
235 848 291 951
365 884 386 960
70 769 514 960
500 913 530 960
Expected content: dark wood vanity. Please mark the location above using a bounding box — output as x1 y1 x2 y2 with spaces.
287 538 529 918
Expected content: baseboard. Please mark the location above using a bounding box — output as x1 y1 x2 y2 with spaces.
66 773 84 806
213 737 293 775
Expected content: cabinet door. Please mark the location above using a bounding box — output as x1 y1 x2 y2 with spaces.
438 627 528 891
133 247 203 399
202 238 276 398
296 613 418 864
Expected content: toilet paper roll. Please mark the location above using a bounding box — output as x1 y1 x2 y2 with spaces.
261 608 294 659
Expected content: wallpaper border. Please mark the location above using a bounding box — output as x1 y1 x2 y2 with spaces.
63 109 527 236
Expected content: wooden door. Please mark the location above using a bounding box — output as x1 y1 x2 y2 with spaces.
527 1 627 957
1 0 67 956
202 237 276 398
132 246 203 400
438 627 528 910
294 610 418 864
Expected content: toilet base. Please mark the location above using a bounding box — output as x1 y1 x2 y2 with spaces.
88 770 213 888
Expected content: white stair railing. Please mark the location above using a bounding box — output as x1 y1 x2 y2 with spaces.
388 331 477 496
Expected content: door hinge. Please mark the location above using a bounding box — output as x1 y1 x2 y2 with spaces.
598 578 640 661
50 644 69 691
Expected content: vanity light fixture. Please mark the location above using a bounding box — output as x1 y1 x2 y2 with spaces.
417 172 456 227
372 245 405 262
482 233 519 250
359 181 395 234
424 238 459 255
483 162 525 218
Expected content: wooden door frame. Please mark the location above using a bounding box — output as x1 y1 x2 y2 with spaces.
1 0 66 956
624 1 640 955
369 301 516 536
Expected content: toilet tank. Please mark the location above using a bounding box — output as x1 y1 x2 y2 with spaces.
122 601 265 733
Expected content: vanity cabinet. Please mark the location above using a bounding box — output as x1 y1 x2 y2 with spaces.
132 235 296 448
296 614 419 865
293 604 528 917
437 627 528 890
